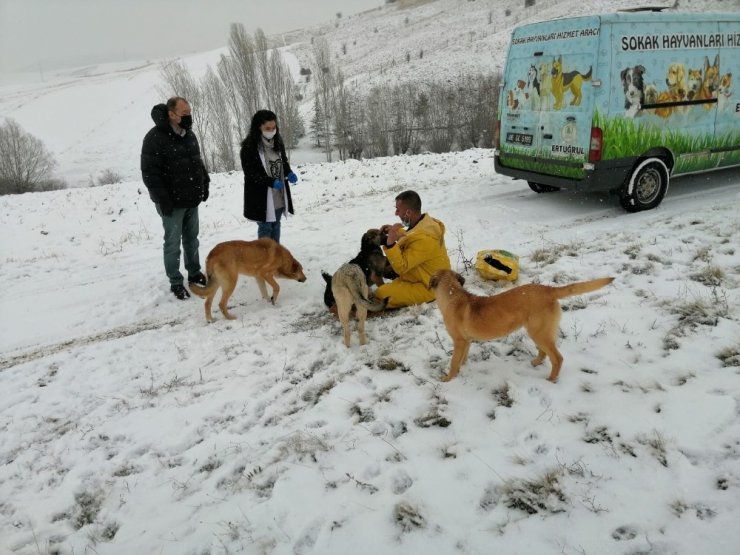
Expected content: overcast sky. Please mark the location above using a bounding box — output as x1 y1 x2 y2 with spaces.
0 0 381 74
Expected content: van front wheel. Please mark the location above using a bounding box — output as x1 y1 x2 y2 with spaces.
528 182 560 193
620 159 669 212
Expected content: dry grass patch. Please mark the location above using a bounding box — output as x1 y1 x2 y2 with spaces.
717 345 740 367
500 468 569 515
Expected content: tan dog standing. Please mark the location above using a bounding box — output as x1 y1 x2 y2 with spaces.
190 238 306 322
331 264 388 347
429 270 614 382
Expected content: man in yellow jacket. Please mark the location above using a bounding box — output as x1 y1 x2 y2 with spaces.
377 190 451 308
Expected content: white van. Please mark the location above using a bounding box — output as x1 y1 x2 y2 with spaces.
494 8 739 211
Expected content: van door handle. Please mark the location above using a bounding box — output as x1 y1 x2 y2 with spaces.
543 134 553 139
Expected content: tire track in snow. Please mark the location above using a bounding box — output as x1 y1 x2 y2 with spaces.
0 317 185 371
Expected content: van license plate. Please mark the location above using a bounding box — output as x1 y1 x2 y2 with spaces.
506 132 533 146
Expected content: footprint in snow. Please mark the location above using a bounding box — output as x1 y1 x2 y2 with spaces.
612 525 638 541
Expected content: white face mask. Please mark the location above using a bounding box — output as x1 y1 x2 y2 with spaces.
262 130 276 140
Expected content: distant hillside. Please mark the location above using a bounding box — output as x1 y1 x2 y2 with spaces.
283 0 734 94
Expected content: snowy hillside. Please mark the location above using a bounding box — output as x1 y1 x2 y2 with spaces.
1 1 740 554
0 0 735 187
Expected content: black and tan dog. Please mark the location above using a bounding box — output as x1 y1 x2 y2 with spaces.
190 238 306 322
322 228 396 308
429 270 613 382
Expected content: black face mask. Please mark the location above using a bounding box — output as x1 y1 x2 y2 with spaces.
179 115 193 130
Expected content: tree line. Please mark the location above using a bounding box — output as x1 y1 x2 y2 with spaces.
0 24 502 195
162 28 501 169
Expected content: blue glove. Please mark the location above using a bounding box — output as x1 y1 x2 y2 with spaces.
287 171 298 184
273 178 283 191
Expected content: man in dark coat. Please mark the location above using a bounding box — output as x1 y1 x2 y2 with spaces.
141 97 210 299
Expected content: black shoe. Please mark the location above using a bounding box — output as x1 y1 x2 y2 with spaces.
171 284 190 300
188 272 207 286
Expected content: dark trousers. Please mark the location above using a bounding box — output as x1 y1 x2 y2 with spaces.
156 205 201 285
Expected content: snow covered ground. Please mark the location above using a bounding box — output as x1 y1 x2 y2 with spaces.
2 151 739 554
1 1 739 554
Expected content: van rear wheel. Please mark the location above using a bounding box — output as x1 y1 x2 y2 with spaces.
620 159 669 212
528 182 560 193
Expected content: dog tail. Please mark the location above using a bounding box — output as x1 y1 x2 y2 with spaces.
356 294 389 312
553 277 613 299
583 66 593 81
189 273 218 298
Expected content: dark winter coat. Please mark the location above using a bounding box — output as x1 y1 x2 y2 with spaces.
240 141 294 222
141 104 209 210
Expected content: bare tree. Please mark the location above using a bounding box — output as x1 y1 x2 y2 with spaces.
333 71 367 160
158 59 211 164
389 83 420 154
457 73 501 149
201 67 236 172
253 28 271 106
224 23 262 125
217 53 249 140
312 37 337 161
365 87 390 158
427 83 458 153
0 118 63 195
267 48 301 151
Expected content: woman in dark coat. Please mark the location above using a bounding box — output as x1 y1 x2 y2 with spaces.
240 110 298 243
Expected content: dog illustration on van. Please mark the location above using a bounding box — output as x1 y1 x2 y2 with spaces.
526 64 541 110
717 72 733 111
696 54 720 110
654 63 688 117
551 56 592 109
620 65 646 118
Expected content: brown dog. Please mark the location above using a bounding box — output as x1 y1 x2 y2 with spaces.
696 54 720 110
190 238 306 322
332 263 388 347
429 270 614 382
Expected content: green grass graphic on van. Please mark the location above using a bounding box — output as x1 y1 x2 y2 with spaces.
593 111 739 174
499 147 585 179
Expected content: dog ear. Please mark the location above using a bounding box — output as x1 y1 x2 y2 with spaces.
455 272 465 286
361 229 379 250
636 65 646 76
428 274 439 290
322 271 332 284
620 67 629 82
